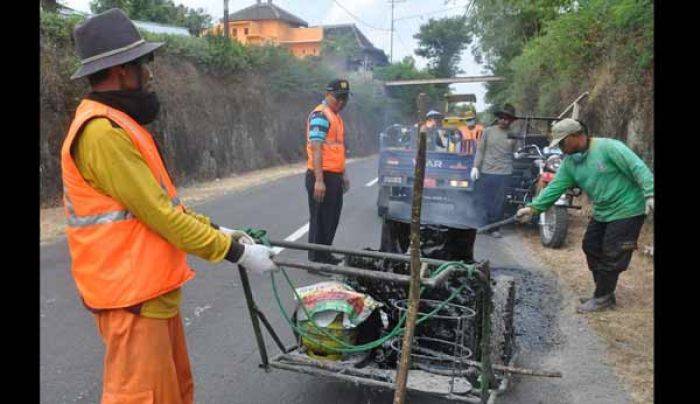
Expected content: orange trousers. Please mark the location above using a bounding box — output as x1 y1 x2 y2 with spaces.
94 310 194 404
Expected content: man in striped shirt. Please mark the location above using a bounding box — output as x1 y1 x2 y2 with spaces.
305 79 350 264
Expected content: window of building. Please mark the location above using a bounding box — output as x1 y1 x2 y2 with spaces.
244 28 249 35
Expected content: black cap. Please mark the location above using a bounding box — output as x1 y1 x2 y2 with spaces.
326 79 350 95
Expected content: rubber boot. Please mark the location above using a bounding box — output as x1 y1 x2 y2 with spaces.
576 293 615 313
579 294 616 304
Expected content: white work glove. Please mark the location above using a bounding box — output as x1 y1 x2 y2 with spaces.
516 207 534 223
470 167 479 182
219 226 255 245
237 244 279 275
645 197 654 216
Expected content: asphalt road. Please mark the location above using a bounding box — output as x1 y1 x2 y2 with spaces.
40 156 631 403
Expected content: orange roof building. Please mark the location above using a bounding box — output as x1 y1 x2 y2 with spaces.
208 0 323 58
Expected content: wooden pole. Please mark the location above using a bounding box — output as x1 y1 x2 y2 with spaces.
223 0 230 39
393 93 429 404
479 263 493 404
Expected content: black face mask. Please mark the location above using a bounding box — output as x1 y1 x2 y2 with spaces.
86 90 160 125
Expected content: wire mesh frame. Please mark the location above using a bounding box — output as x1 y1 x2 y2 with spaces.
390 298 478 395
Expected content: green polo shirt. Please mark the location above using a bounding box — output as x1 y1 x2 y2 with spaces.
528 137 654 222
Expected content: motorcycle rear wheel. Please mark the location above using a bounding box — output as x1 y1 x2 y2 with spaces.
539 206 568 248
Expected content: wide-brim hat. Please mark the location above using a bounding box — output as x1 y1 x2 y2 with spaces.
70 8 164 80
549 118 584 148
494 103 517 119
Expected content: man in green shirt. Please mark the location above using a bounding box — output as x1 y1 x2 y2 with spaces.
516 118 654 313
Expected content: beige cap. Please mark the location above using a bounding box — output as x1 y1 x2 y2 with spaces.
549 118 583 148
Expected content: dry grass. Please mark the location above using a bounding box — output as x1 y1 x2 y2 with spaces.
516 197 654 403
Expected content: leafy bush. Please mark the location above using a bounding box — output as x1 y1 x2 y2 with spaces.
506 0 652 115
40 10 83 44
40 11 393 105
40 10 403 205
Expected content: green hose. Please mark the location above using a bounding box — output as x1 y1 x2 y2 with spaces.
271 261 475 353
241 228 479 354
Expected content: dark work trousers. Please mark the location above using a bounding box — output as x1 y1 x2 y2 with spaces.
306 170 344 262
478 173 509 229
582 215 646 297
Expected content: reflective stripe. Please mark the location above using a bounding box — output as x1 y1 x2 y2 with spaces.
67 210 135 227
64 192 134 228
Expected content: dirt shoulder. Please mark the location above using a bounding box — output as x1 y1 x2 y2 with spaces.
515 199 654 403
40 157 371 245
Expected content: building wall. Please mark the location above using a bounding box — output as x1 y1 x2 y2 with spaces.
208 20 322 58
286 42 321 57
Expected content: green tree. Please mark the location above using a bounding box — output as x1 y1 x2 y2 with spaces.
40 0 61 11
90 0 212 36
464 0 574 105
374 56 442 118
322 34 362 59
413 15 472 79
183 8 211 37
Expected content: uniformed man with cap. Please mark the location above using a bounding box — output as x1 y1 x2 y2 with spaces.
62 8 277 403
516 118 654 313
458 110 484 154
305 79 351 264
424 110 448 151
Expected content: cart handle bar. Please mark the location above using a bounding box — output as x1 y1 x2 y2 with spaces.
272 257 475 288
268 239 456 266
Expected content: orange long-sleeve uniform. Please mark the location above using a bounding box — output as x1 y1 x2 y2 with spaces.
70 115 235 404
72 117 232 318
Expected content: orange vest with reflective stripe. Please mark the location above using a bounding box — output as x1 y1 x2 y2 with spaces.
60 99 195 309
459 124 483 140
306 103 346 173
459 124 484 155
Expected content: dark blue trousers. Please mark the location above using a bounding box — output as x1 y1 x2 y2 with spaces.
306 170 344 261
478 173 509 228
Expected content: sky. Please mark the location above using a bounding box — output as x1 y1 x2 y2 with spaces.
62 0 490 110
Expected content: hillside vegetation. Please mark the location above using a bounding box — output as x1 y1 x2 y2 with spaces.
468 0 653 164
40 12 393 206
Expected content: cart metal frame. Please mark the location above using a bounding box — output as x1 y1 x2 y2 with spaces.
236 240 513 403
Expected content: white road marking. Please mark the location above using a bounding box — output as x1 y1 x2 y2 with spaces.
272 222 309 254
272 160 377 254
194 304 212 317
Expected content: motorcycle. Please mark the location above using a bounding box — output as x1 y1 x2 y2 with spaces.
508 143 581 248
